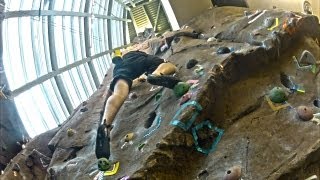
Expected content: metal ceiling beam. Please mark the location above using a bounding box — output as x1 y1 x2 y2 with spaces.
123 9 128 44
47 1 74 114
84 0 100 88
153 1 161 31
4 10 132 22
30 0 60 124
107 0 113 49
114 0 131 11
71 0 90 98
128 0 136 7
10 44 132 98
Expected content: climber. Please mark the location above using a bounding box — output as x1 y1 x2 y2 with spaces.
102 50 181 126
96 49 182 160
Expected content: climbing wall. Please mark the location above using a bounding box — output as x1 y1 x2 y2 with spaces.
1 7 320 180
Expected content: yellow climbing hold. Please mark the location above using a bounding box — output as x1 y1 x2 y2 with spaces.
124 133 134 142
267 18 279 31
104 162 120 176
265 96 290 111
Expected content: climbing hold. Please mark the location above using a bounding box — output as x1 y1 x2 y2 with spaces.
186 79 199 85
67 128 75 137
186 59 199 69
305 175 318 180
124 133 134 142
97 158 111 171
314 99 320 108
267 18 279 31
194 65 205 76
280 72 295 90
138 143 146 151
264 17 275 28
180 92 192 105
311 117 320 126
80 107 88 112
12 163 20 172
173 82 191 97
207 37 216 42
197 169 209 179
296 106 314 121
279 72 305 93
145 111 157 128
129 92 138 100
82 101 88 106
223 166 242 180
104 162 120 176
265 96 290 111
155 93 162 102
143 115 162 138
268 87 288 103
192 120 224 154
120 176 130 180
217 47 231 54
171 101 203 131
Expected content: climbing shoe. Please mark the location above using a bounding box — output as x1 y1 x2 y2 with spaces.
95 123 112 160
147 74 181 89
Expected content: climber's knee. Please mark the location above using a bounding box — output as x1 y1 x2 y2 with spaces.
113 79 130 99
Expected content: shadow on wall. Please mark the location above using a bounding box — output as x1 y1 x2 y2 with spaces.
212 0 248 7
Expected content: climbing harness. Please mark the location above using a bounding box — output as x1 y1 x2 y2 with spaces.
191 120 224 154
170 101 203 131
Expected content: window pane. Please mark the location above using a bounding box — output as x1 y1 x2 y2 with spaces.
61 72 81 107
20 17 37 82
53 16 67 67
3 18 25 89
4 0 21 11
54 0 64 11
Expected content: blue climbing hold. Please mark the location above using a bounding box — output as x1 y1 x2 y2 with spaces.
192 120 224 154
170 101 202 131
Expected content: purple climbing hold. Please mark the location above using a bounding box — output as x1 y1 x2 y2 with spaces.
180 92 192 105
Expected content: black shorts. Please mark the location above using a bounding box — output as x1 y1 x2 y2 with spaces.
109 75 133 92
145 55 165 75
109 54 165 92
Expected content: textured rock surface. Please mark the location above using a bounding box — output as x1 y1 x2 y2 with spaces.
1 7 320 180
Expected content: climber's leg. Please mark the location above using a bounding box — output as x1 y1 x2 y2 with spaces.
102 79 130 126
152 62 177 76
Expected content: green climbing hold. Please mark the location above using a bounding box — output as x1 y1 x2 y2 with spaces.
98 158 111 171
173 82 191 97
268 87 288 103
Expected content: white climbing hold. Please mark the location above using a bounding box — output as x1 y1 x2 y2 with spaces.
305 175 318 180
207 37 216 42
